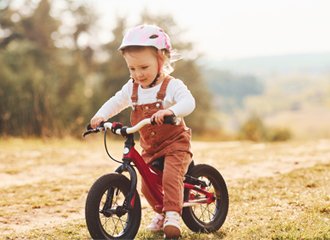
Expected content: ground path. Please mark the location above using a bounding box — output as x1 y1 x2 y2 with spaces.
1 138 329 237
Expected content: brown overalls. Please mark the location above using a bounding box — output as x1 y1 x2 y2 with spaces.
130 76 192 213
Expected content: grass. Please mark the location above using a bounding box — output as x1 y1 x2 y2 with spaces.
3 164 329 239
0 138 329 239
225 163 330 239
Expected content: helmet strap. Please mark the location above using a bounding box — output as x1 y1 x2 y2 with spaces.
148 52 164 88
148 73 160 88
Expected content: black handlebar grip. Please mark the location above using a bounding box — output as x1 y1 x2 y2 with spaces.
163 115 177 125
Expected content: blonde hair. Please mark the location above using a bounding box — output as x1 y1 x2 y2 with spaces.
121 46 174 74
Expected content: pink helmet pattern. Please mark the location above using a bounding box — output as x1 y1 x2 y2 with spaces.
118 24 172 52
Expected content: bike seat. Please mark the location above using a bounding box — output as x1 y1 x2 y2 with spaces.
150 156 194 174
150 156 165 171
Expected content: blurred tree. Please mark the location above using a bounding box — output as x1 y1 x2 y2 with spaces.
138 10 216 133
0 1 217 137
0 0 98 136
96 17 131 124
53 1 99 134
238 114 291 142
238 115 266 142
0 0 60 136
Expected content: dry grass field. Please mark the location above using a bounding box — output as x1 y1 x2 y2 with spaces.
0 137 329 239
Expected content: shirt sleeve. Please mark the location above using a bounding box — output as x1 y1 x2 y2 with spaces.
93 80 132 119
167 79 196 117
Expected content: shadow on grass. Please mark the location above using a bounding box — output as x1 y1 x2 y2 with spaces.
185 230 227 239
212 231 227 239
137 230 227 239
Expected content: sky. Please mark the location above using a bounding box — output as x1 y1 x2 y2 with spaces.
92 0 330 60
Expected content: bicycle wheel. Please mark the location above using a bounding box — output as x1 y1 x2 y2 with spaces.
85 173 141 239
182 164 229 233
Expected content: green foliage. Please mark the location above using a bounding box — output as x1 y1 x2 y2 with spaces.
239 114 291 142
0 0 59 136
239 115 266 142
0 1 215 137
266 127 292 142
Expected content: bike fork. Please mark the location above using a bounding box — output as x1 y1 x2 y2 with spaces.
100 187 115 216
115 160 138 210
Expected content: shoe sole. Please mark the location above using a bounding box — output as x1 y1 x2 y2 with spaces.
146 228 163 232
163 225 181 239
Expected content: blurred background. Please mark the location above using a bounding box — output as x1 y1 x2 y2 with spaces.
1 0 330 141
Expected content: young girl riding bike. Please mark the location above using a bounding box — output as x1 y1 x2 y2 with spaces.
90 24 195 239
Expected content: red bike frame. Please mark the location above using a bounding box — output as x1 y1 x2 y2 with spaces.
84 118 215 212
122 139 215 212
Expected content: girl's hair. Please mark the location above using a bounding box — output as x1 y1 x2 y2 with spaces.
121 46 174 74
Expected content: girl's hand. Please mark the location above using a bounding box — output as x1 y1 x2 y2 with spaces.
151 109 174 125
91 116 106 129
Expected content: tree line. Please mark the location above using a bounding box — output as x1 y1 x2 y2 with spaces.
0 0 214 137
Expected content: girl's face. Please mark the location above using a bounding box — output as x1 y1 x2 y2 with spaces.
123 47 161 88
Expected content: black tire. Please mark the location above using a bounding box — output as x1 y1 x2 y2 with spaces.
85 173 141 239
182 164 229 233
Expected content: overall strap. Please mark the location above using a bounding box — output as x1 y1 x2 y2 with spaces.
156 76 172 101
131 81 139 104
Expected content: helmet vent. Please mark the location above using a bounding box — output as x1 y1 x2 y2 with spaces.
149 34 159 39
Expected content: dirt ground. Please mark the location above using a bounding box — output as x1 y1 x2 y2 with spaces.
0 137 330 237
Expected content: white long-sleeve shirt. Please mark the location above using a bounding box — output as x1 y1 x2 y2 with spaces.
94 78 195 119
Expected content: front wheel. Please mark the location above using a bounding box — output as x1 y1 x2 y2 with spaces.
182 164 229 233
85 173 141 239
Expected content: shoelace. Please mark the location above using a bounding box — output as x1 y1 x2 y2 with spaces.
151 214 164 225
164 212 180 226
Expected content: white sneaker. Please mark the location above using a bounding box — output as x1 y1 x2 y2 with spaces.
163 211 181 238
146 213 165 232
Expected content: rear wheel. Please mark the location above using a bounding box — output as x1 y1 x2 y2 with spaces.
85 173 141 239
182 164 229 233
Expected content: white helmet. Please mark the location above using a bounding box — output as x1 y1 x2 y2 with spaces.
118 24 172 51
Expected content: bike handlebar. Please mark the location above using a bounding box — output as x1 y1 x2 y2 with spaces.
83 115 178 138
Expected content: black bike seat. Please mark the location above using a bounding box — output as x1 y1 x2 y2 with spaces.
150 156 165 171
150 156 194 174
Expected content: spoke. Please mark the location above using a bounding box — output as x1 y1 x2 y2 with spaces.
207 204 212 220
198 205 203 221
197 205 201 220
110 216 120 235
206 204 215 220
202 205 209 221
118 216 127 230
102 215 114 235
112 216 128 229
190 176 220 223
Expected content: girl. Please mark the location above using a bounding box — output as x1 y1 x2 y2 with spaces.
90 24 195 239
